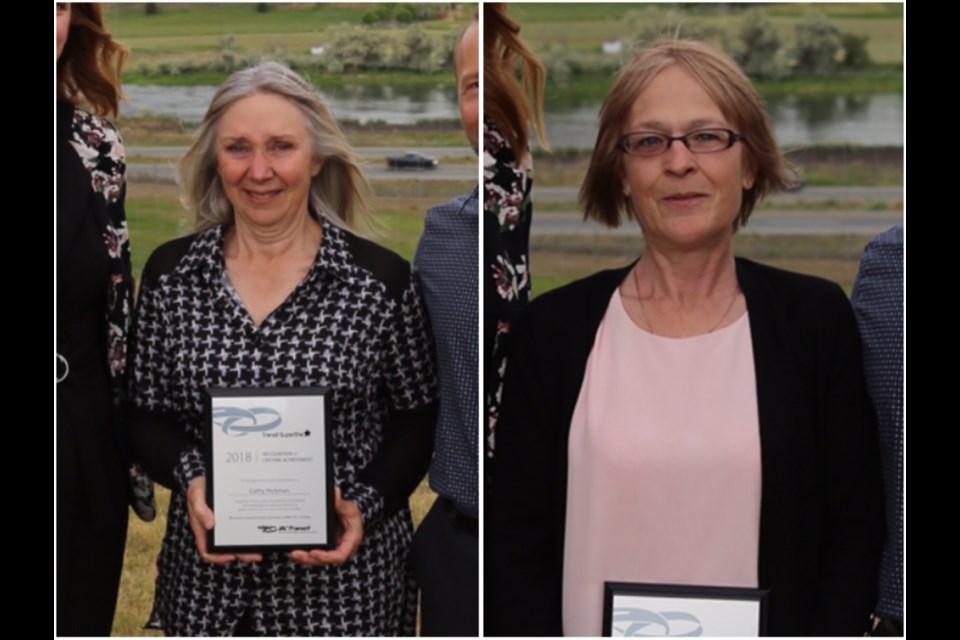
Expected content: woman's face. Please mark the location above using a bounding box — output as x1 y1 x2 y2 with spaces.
620 65 755 251
56 3 70 60
215 93 321 230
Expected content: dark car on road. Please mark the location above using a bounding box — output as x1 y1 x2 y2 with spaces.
386 152 439 170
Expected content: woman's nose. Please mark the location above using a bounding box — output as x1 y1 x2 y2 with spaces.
248 150 273 180
663 139 697 176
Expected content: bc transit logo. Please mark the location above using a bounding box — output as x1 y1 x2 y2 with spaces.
213 406 283 436
611 608 704 637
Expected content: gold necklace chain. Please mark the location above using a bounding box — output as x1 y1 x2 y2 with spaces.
627 266 740 336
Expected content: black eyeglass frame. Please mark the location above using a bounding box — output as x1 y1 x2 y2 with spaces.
618 128 747 157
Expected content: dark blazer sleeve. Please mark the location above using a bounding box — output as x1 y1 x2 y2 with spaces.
340 234 439 527
489 306 565 636
810 282 884 635
488 269 625 636
741 259 884 636
353 271 438 528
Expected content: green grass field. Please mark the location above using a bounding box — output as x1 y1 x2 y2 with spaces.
103 3 469 86
530 232 875 299
119 116 466 147
509 3 903 64
107 3 463 40
107 3 370 37
510 2 903 104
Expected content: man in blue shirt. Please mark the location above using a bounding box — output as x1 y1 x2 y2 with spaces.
851 225 904 636
411 16 479 636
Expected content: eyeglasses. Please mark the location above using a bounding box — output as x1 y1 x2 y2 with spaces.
619 128 746 157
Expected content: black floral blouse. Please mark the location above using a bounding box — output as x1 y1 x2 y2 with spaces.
58 104 155 521
62 105 132 412
483 116 534 461
130 219 438 635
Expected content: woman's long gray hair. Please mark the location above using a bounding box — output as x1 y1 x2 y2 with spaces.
179 62 371 232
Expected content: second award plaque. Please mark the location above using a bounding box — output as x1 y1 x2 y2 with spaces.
206 387 335 553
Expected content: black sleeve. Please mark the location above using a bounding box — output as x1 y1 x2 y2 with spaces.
356 401 438 518
488 311 565 636
812 287 885 635
346 271 439 527
128 236 205 492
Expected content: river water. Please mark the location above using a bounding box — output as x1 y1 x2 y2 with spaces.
543 93 903 150
122 83 459 125
123 85 902 148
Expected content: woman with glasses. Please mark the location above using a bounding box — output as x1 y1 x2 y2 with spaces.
489 40 884 636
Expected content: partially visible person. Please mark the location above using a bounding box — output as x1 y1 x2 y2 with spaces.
483 1 549 467
411 16 479 637
852 224 904 636
484 7 550 634
489 40 883 636
57 3 154 635
129 62 437 636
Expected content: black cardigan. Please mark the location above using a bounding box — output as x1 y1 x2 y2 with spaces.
489 258 884 637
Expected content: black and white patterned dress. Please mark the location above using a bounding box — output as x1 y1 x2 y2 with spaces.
130 218 438 636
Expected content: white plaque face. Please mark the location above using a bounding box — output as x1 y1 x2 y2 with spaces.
207 388 334 552
603 583 768 637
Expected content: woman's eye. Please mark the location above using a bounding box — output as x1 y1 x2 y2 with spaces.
633 135 664 150
274 142 294 152
692 130 723 143
225 144 248 154
56 2 67 10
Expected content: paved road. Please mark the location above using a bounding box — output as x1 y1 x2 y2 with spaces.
533 185 903 204
533 209 903 236
129 161 477 183
127 146 474 160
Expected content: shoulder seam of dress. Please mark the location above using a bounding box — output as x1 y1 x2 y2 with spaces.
340 231 411 303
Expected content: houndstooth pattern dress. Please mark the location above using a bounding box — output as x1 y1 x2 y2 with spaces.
130 219 437 636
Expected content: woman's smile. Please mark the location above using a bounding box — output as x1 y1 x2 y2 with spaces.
661 191 710 210
243 188 283 202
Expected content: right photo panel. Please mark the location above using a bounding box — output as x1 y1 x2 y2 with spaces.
483 3 904 637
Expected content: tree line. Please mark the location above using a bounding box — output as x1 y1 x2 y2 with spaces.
542 9 879 84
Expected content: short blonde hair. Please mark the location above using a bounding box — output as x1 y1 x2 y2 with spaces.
180 62 371 232
580 40 793 229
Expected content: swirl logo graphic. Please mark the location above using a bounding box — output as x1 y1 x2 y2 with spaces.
611 607 703 637
213 406 282 436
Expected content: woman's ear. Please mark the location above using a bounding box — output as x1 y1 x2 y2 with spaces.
742 155 757 191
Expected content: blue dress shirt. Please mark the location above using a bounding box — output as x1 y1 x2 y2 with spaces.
414 187 479 518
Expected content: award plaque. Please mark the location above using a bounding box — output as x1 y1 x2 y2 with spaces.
206 387 335 553
602 582 769 637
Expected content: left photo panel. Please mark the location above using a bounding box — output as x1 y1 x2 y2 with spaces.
55 3 480 636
